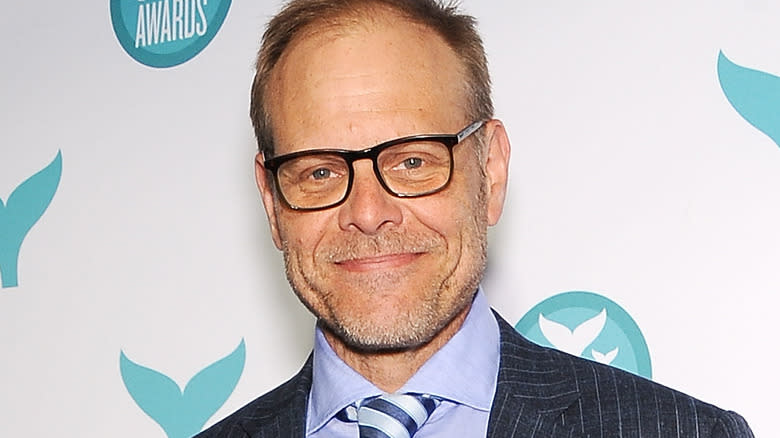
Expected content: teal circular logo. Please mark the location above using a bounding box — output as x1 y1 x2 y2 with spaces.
110 0 232 68
515 291 652 379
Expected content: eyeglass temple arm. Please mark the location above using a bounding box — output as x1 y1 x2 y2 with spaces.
457 120 486 143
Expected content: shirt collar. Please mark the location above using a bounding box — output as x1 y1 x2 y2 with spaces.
306 287 500 434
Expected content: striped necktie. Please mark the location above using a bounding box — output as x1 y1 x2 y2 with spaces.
342 393 438 438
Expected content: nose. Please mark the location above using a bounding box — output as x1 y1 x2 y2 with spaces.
337 160 403 234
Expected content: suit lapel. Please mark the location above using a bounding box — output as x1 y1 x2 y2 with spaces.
487 313 587 438
240 355 311 438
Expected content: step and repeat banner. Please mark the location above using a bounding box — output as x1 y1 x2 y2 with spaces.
1 1 776 436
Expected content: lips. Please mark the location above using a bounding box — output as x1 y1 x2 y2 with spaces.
334 252 423 272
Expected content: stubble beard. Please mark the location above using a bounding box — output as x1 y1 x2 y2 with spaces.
281 203 489 353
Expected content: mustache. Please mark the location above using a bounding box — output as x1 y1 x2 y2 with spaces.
318 229 443 263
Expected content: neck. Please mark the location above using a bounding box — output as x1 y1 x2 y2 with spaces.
321 305 471 393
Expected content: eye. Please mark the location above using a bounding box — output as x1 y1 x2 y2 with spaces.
311 167 332 180
400 157 423 169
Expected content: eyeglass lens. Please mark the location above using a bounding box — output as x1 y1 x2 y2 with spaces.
276 139 452 209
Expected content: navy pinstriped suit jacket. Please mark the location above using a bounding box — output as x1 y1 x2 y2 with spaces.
196 313 753 437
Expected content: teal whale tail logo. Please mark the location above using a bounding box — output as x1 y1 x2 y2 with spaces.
515 291 652 379
120 339 246 438
718 51 780 148
0 150 62 288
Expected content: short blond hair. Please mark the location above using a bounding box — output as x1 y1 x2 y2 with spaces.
250 0 493 157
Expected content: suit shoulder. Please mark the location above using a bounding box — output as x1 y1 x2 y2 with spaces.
556 349 753 437
495 314 754 437
194 357 312 437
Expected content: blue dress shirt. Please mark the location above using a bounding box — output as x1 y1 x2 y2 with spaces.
306 288 500 437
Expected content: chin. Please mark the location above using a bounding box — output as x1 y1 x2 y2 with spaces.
322 297 467 353
328 324 436 353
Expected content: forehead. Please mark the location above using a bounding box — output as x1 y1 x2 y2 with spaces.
267 11 468 153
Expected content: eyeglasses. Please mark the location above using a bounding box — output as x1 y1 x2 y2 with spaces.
263 120 485 211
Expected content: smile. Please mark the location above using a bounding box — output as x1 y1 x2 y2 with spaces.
334 252 423 272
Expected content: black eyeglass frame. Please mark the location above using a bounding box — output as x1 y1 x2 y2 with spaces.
263 120 486 211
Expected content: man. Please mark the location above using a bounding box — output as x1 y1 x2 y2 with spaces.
198 0 753 436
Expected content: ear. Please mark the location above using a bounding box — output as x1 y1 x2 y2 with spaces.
255 153 284 249
482 119 511 226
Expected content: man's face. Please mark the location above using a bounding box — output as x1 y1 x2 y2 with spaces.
257 13 509 351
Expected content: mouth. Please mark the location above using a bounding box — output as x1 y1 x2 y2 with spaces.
334 252 424 272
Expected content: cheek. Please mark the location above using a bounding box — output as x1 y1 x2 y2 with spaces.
434 173 485 223
277 211 334 258
414 180 488 255
405 193 476 243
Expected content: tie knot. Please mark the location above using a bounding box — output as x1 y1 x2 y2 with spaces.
343 393 438 438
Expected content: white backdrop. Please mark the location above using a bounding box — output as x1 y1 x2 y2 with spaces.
0 1 776 436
